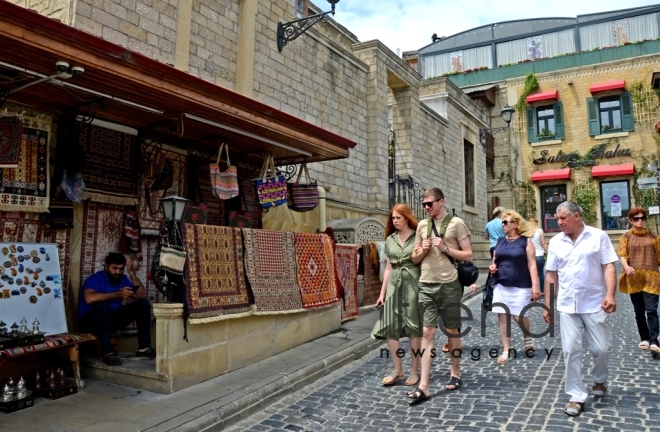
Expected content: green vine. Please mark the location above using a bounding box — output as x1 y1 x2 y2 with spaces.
515 181 537 219
515 74 539 112
573 182 599 224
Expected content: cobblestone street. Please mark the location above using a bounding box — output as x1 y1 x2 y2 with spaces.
228 289 660 431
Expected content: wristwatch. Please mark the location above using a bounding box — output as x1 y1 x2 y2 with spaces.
444 246 450 254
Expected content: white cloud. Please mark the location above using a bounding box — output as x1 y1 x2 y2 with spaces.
331 0 660 54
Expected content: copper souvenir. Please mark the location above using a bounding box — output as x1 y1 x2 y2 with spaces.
32 257 40 264
43 287 51 294
36 288 42 296
29 295 37 304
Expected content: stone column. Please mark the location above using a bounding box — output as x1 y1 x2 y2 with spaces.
153 303 183 375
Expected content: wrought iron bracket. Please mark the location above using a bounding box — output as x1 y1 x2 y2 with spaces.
479 126 509 146
277 0 339 52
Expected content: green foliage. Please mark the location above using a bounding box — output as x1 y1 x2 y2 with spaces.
537 128 554 139
515 181 537 219
515 74 539 113
573 182 599 224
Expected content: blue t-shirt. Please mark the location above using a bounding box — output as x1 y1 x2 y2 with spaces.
77 271 132 319
484 218 505 248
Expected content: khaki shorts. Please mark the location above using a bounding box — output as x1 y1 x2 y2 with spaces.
419 279 463 329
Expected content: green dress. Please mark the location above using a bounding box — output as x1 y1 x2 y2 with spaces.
371 232 421 340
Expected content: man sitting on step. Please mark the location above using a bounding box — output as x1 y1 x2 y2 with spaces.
78 252 155 366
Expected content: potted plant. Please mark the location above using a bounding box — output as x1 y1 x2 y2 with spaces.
537 128 555 140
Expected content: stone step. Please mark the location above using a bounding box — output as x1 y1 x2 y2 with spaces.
81 353 170 394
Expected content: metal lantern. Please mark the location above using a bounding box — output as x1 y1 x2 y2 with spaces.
159 196 189 222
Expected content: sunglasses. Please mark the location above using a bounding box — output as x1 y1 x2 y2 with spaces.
631 216 647 222
422 199 440 208
502 220 514 226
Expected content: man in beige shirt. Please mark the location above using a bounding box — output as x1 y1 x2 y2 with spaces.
407 188 473 403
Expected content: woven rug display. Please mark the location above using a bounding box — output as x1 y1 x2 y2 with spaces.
336 244 359 321
80 124 140 205
0 115 23 168
138 146 187 236
80 201 126 281
197 161 224 226
0 211 42 243
361 242 382 306
0 116 50 212
242 228 303 313
293 232 338 309
182 223 252 322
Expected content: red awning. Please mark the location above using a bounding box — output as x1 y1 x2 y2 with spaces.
526 90 559 103
530 168 571 182
591 163 634 177
590 80 625 94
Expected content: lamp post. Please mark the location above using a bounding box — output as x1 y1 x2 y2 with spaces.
277 0 340 52
160 195 189 223
479 105 515 146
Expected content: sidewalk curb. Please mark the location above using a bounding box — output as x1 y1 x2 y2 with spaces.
145 336 384 432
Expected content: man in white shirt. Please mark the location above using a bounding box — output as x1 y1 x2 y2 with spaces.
543 201 618 417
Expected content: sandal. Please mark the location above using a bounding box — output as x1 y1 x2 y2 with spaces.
445 376 462 391
650 344 660 355
639 341 650 350
406 386 430 404
405 371 420 386
523 337 534 353
381 370 404 386
497 351 509 364
442 342 450 353
592 382 607 398
563 401 584 417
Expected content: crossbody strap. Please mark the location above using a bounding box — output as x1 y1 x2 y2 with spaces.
431 214 459 266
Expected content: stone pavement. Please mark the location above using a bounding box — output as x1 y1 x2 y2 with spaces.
225 288 660 432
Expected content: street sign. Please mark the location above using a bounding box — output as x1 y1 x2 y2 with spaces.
638 183 658 190
637 177 659 185
649 206 660 215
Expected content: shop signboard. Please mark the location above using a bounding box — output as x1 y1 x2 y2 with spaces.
637 177 659 185
649 206 660 215
638 183 658 190
0 243 67 335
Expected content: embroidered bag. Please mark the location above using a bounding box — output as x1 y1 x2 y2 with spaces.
251 154 287 209
158 245 186 275
287 163 318 212
209 143 239 200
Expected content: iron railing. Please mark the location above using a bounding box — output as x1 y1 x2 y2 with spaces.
389 175 426 221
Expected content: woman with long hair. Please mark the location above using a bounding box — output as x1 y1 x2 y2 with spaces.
372 204 422 386
489 210 540 364
524 217 547 293
618 207 660 355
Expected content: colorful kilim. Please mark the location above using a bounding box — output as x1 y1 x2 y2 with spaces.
81 201 127 281
0 116 22 167
242 228 303 312
182 223 252 320
336 244 359 321
294 232 339 309
80 124 140 205
138 146 187 236
0 211 42 243
0 116 50 212
361 242 382 306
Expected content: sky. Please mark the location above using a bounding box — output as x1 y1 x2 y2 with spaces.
330 0 660 54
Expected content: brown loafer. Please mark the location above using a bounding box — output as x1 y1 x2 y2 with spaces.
564 401 584 416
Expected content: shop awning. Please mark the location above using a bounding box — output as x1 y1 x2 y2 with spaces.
526 90 559 104
530 168 571 182
591 162 634 177
0 3 356 164
590 80 625 94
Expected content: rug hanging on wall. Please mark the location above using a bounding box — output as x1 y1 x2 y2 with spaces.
335 244 359 321
79 124 140 205
0 116 50 212
44 227 72 304
80 201 127 281
242 228 303 313
0 211 43 243
293 232 339 309
361 242 382 307
182 223 253 322
0 115 23 168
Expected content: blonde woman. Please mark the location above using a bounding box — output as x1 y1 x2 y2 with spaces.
489 210 540 363
524 217 547 293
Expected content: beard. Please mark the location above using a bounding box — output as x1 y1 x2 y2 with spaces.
107 272 122 284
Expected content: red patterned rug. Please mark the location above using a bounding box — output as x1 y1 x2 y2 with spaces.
81 201 126 280
336 244 359 321
0 211 42 243
0 116 50 212
294 233 339 309
80 124 140 205
0 115 22 168
242 228 303 312
361 242 382 306
182 223 252 321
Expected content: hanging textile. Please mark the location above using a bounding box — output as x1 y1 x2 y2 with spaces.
0 115 23 168
294 232 339 309
336 244 359 321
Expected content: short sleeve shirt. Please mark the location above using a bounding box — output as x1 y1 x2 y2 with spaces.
415 217 472 284
77 271 132 319
546 224 618 314
484 218 505 248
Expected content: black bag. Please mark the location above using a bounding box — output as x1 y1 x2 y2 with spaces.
429 214 479 287
483 275 494 311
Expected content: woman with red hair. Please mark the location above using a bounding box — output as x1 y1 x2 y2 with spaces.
372 204 422 387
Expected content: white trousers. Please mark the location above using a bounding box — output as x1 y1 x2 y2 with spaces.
559 309 613 402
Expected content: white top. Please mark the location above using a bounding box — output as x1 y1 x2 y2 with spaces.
546 224 618 314
531 228 545 256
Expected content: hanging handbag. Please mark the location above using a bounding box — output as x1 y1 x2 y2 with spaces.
209 143 239 200
483 275 494 311
287 163 318 212
251 154 287 209
429 214 480 287
159 245 186 274
182 202 208 225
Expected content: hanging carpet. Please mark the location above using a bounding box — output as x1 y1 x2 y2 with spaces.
0 115 23 168
361 242 382 306
293 232 339 309
336 244 359 321
182 223 252 322
242 228 303 313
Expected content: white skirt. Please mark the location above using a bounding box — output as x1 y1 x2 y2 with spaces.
491 283 532 317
